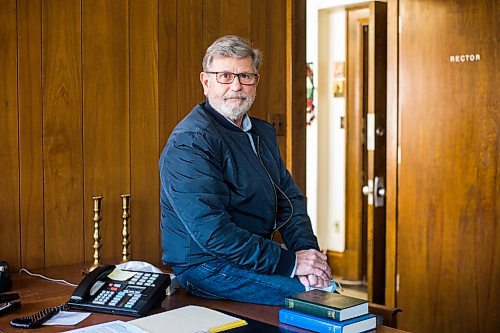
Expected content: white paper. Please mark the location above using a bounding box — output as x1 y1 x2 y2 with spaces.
65 320 149 333
43 311 92 326
116 261 163 274
130 305 245 333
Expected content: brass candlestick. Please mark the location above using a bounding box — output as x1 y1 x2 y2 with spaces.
88 195 103 273
121 194 131 263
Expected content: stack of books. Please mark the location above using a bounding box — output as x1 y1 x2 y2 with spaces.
279 290 377 333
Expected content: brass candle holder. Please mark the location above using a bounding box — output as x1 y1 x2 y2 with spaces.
121 194 131 263
87 195 103 273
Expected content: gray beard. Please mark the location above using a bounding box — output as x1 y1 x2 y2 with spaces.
209 93 255 122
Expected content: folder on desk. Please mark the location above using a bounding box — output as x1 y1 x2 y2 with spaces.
129 305 247 333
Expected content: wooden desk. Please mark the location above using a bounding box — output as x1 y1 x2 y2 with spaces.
0 264 408 332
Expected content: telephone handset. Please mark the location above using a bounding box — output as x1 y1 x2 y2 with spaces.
11 264 171 328
70 264 116 303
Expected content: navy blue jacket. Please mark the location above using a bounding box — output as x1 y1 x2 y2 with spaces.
160 102 319 276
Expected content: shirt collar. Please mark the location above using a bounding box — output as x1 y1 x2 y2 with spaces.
228 114 252 132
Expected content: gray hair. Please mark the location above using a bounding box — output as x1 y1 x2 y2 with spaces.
202 35 262 73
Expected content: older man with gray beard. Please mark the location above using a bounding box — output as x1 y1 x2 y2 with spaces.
159 35 332 306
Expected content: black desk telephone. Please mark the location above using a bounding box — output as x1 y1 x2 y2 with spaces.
67 264 171 317
10 264 171 328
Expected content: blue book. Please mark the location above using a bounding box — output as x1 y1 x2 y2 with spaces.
279 308 377 333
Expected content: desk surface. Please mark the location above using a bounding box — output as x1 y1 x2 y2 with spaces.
0 264 408 333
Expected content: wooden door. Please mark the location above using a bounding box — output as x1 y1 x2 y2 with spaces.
366 1 387 305
345 2 387 303
396 0 499 332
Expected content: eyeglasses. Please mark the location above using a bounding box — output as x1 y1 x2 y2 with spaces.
205 71 259 86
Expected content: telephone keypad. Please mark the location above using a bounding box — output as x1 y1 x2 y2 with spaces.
91 271 160 309
93 290 113 305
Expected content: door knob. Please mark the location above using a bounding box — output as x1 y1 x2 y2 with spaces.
362 185 372 195
377 188 385 197
362 180 374 205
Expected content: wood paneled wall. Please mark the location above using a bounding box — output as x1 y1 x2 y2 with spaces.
0 0 304 270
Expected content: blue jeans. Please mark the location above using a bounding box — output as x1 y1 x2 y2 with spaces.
175 259 306 306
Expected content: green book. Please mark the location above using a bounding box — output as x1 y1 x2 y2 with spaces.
284 290 368 321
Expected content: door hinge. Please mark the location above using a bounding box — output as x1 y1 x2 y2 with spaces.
398 15 402 34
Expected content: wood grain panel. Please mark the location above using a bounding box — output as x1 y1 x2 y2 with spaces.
159 0 178 148
251 0 287 160
269 0 287 161
42 0 84 266
130 0 160 263
251 0 272 122
397 1 499 332
177 0 204 120
202 0 221 51
83 0 130 262
3 0 304 270
18 0 45 269
0 0 20 268
220 0 251 37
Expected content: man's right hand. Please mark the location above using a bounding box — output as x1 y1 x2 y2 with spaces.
298 274 332 288
295 249 332 284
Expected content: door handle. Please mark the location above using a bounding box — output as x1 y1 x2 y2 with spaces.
363 177 385 207
373 176 385 207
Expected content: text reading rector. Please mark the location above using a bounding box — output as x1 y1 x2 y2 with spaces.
159 35 332 305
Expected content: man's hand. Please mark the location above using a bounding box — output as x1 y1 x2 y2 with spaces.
295 249 332 284
298 274 331 288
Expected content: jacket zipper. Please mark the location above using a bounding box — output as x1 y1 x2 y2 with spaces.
256 136 293 240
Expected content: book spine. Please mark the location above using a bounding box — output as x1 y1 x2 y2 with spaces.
284 298 340 321
279 309 339 333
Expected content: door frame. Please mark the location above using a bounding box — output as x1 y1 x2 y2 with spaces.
345 5 370 283
286 0 307 192
385 0 398 308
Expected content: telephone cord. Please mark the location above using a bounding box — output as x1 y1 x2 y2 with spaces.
10 302 69 329
19 268 77 287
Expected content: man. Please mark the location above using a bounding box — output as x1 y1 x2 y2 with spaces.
160 35 332 305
